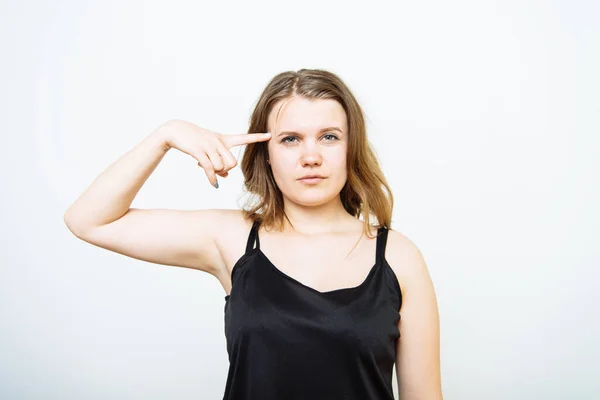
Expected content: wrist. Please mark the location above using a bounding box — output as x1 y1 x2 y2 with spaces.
150 121 175 152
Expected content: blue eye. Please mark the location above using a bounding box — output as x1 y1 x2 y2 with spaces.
281 134 339 144
281 136 298 144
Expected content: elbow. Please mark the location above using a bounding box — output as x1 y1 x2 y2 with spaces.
64 212 86 238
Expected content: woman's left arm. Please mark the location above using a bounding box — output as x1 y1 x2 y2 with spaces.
387 230 443 400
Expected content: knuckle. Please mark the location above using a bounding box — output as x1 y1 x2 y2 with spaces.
213 159 224 170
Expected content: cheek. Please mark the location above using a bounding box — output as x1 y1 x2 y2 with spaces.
270 158 293 185
332 150 347 172
271 155 294 175
268 145 288 163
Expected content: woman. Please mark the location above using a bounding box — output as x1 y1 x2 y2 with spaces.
64 69 442 399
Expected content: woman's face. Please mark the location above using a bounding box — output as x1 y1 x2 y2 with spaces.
266 96 348 208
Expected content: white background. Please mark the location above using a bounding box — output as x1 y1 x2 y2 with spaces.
1 0 598 399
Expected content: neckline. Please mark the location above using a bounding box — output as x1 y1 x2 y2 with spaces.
224 221 389 301
255 247 383 297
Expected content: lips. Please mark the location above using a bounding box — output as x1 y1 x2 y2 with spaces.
298 176 325 184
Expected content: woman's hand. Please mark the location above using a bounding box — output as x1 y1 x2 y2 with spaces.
159 119 271 188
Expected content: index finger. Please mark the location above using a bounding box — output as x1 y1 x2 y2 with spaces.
221 132 272 148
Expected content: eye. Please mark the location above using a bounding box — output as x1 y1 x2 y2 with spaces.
280 134 339 144
281 136 298 144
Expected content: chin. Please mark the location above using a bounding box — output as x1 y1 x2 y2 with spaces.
277 178 346 207
288 191 339 207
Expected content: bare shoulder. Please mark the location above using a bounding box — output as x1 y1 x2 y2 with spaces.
210 209 255 283
385 229 426 272
209 208 253 252
385 229 432 299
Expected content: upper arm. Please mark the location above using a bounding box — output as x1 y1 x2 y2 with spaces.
65 208 241 275
387 230 443 400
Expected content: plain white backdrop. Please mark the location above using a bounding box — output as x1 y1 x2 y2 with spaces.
1 0 598 398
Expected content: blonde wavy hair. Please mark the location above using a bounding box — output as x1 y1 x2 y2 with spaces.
239 68 393 239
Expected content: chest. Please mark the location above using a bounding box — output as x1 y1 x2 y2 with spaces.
224 250 401 363
256 234 379 294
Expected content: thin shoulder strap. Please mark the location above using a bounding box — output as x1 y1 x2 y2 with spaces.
245 219 261 253
375 226 389 265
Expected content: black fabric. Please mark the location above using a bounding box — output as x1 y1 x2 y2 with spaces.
223 220 402 399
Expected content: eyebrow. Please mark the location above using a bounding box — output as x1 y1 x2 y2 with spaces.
277 126 343 137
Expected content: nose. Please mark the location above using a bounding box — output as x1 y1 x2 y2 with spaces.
300 144 322 166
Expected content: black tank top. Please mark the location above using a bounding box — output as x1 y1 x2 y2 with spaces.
223 220 402 400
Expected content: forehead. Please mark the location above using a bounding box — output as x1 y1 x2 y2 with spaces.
268 97 347 133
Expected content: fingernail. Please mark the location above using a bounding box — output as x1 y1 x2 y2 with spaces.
213 180 219 189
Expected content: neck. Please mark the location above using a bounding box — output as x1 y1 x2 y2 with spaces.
279 196 356 235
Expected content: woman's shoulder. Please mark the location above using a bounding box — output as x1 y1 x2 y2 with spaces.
385 228 424 266
385 228 431 295
210 208 255 240
211 208 258 262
